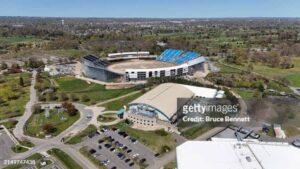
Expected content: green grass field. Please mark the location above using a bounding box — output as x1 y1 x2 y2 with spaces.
110 121 177 154
232 88 255 99
0 73 31 120
252 57 300 87
164 161 177 169
102 92 143 110
0 36 43 44
66 125 97 144
11 145 28 153
47 148 82 169
25 110 79 138
54 76 137 105
181 124 212 139
46 49 89 58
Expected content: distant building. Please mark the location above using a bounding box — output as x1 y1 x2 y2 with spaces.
124 83 224 131
176 139 300 169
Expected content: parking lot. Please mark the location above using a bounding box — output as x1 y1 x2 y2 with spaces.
80 127 157 169
0 128 15 163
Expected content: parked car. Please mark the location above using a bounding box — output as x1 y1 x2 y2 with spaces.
154 153 160 157
140 158 146 164
104 144 112 148
89 149 96 154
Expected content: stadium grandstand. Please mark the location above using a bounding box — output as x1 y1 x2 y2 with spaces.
81 49 208 82
123 83 224 131
125 49 207 80
107 51 156 61
81 54 122 81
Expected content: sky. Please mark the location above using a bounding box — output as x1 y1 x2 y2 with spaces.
0 0 299 18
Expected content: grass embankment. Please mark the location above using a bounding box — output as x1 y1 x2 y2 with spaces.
11 145 29 153
47 148 82 169
109 121 176 154
180 124 212 140
66 125 97 144
98 113 117 123
0 73 31 120
25 110 79 138
102 92 143 110
164 161 177 169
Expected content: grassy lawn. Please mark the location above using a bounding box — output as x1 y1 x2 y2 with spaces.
25 110 80 138
79 146 107 169
18 139 35 148
0 73 31 120
47 148 82 169
283 125 300 137
102 92 143 110
181 124 212 140
98 114 117 123
53 76 137 105
251 57 300 87
222 57 300 87
46 49 89 58
232 88 255 99
11 145 29 153
109 121 177 154
0 36 43 44
164 161 177 169
0 120 18 129
66 125 97 144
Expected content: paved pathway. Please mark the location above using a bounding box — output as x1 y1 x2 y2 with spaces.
1 70 98 169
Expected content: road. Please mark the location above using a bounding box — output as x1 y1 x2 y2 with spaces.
1 70 98 169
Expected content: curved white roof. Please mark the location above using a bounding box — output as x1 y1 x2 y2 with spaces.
130 83 223 119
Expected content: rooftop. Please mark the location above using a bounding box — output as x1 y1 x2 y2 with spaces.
130 83 223 119
176 139 300 169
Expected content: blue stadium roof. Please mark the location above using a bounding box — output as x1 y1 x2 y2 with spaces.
157 49 202 65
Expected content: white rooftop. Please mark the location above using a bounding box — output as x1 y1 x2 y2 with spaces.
176 139 300 169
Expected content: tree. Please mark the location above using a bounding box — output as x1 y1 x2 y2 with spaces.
81 95 90 102
62 102 77 116
0 62 7 70
19 76 24 87
42 123 57 134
